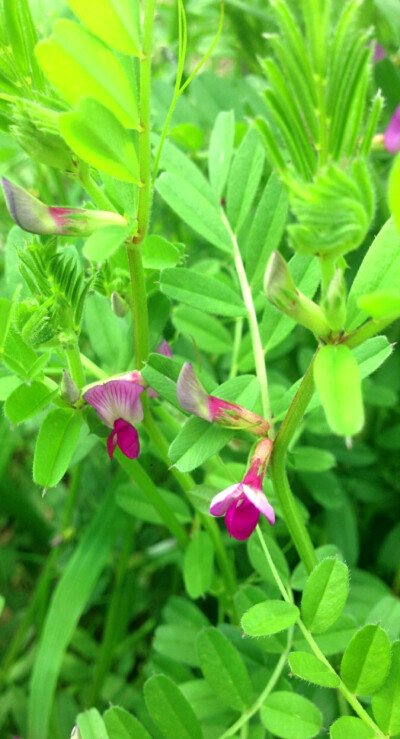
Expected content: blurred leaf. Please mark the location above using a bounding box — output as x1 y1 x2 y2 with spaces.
77 708 110 739
36 20 138 128
160 268 246 317
83 225 130 262
68 0 141 55
4 0 45 90
208 110 235 198
241 600 299 636
173 306 232 354
144 674 203 739
28 492 122 739
0 298 13 349
330 716 376 738
261 691 322 739
197 627 252 711
226 128 265 233
341 624 391 696
142 235 181 270
314 344 364 436
358 290 400 322
183 530 214 599
247 532 290 588
301 558 349 634
33 408 82 488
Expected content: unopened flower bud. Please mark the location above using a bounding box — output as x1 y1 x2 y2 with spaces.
264 251 330 338
322 269 347 331
111 291 129 317
61 370 80 404
2 178 127 236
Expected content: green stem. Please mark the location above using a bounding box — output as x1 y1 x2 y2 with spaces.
78 162 117 212
256 527 386 739
220 210 272 428
80 353 107 381
65 344 85 389
270 356 318 574
344 317 395 349
319 254 336 298
127 245 149 368
136 0 156 243
228 317 243 380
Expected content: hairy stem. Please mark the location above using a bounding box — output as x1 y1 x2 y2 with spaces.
270 355 318 573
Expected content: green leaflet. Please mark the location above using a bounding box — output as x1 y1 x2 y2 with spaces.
288 651 340 688
33 408 82 487
104 706 152 739
208 110 235 198
68 0 141 56
183 530 214 599
313 344 364 436
144 675 203 739
4 379 58 424
341 624 391 696
197 627 252 711
226 127 265 233
36 20 139 128
241 600 299 637
261 692 322 739
301 558 349 634
160 267 246 317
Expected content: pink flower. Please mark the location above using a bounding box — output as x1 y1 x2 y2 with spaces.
177 363 269 436
373 42 386 62
2 178 127 235
210 438 275 540
83 380 143 460
384 105 400 153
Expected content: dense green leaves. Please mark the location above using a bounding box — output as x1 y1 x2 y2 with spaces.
313 344 364 436
301 558 349 633
144 675 203 739
33 408 82 487
341 624 391 696
261 692 322 739
197 627 252 711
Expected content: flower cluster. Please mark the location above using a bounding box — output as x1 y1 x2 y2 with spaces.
177 363 275 540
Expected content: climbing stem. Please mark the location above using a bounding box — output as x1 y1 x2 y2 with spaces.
78 162 117 212
270 355 318 574
127 244 149 368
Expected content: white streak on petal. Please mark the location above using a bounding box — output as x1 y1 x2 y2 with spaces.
210 483 243 516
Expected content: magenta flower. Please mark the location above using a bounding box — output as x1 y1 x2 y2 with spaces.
177 363 269 436
83 380 143 460
2 178 127 235
210 438 275 540
384 105 400 153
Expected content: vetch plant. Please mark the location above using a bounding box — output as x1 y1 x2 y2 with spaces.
0 0 400 738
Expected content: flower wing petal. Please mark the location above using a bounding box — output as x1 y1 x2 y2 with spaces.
225 497 260 540
243 484 275 525
114 419 140 459
209 483 242 516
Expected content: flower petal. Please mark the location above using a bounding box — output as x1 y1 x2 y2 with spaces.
107 429 117 459
243 484 275 526
84 380 143 427
2 177 56 234
384 105 400 154
176 363 211 420
225 497 260 540
156 339 173 358
209 483 243 516
114 419 140 459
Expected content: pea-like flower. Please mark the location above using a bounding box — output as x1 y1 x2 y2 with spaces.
384 105 400 154
177 363 269 436
2 177 127 235
83 380 143 460
210 438 275 540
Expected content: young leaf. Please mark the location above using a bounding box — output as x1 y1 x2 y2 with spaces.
313 344 364 436
77 708 110 739
68 0 141 56
4 380 58 424
197 627 252 711
183 530 214 599
208 110 235 198
241 600 299 637
261 691 322 739
372 639 400 735
288 651 340 688
104 705 151 739
244 173 289 291
144 674 203 739
160 268 246 317
33 408 82 488
341 624 391 696
226 128 265 234
347 217 400 330
59 99 140 181
301 558 349 633
36 20 139 128
330 716 376 739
